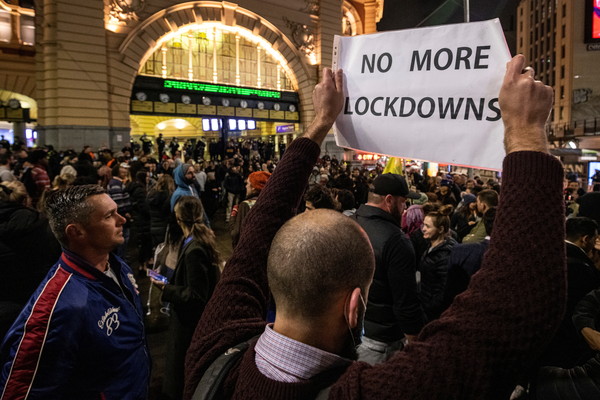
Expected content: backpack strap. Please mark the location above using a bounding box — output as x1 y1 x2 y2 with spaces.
191 335 260 400
192 335 346 400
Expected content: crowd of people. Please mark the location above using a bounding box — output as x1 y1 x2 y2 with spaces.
0 56 599 399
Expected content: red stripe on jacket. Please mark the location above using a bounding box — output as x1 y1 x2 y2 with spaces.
1 267 72 400
61 253 96 280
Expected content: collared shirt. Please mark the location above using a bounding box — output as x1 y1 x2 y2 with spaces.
254 324 351 383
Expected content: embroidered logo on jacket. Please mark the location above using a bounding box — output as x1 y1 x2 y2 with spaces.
98 307 121 336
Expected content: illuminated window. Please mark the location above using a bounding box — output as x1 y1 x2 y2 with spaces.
140 25 294 91
228 119 237 131
21 14 34 45
0 10 10 43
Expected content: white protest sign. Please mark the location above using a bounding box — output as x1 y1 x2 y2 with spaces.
332 19 511 170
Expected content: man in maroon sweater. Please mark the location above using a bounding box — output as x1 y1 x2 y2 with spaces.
184 57 566 399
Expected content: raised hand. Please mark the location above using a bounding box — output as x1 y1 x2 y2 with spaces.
499 55 553 154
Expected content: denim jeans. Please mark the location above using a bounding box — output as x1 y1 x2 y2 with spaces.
357 336 404 365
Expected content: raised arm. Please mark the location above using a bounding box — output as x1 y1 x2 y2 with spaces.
334 55 566 400
195 67 344 330
184 68 345 399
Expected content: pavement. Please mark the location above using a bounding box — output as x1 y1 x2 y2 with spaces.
135 208 234 399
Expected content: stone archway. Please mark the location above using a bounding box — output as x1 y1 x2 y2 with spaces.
116 1 316 128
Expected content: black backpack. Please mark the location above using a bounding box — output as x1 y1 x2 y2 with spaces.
192 335 338 400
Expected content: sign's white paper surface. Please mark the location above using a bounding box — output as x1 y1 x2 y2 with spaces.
332 19 511 170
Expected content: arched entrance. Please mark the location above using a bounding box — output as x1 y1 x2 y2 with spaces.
117 1 314 158
0 90 37 146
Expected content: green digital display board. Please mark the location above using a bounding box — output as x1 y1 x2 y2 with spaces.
163 80 281 99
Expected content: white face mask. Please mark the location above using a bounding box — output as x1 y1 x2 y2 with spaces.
346 292 367 349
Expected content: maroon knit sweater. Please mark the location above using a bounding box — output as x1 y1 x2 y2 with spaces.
184 138 566 400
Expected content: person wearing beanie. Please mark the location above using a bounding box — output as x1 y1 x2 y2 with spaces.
230 171 271 248
436 179 458 207
411 192 429 206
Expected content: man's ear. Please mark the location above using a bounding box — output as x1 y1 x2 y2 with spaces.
65 223 85 243
581 235 594 250
383 194 394 212
346 287 363 329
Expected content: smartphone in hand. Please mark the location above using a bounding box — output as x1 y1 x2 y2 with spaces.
147 269 169 284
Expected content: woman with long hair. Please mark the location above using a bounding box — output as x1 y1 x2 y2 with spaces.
418 205 457 321
150 196 220 400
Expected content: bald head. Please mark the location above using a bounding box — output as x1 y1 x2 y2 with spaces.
268 209 375 321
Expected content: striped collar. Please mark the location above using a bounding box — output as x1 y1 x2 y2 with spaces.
60 250 116 281
254 324 351 382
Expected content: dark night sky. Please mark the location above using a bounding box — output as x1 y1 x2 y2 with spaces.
377 0 521 54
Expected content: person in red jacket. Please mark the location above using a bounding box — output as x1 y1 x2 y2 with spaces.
184 58 565 400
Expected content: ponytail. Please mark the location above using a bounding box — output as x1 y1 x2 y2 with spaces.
191 221 220 266
174 196 221 266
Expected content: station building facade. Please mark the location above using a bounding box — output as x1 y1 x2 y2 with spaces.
517 0 600 150
0 0 383 151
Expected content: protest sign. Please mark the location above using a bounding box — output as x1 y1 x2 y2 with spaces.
332 19 511 170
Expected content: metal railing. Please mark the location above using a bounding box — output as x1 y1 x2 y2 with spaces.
546 117 600 139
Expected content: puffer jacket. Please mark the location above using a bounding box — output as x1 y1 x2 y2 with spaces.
147 189 171 243
418 237 457 321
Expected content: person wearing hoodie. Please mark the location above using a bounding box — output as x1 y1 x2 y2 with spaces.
171 164 200 211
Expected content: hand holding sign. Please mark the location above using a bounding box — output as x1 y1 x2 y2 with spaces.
499 55 553 154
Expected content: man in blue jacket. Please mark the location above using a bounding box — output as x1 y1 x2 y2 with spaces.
0 185 150 399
